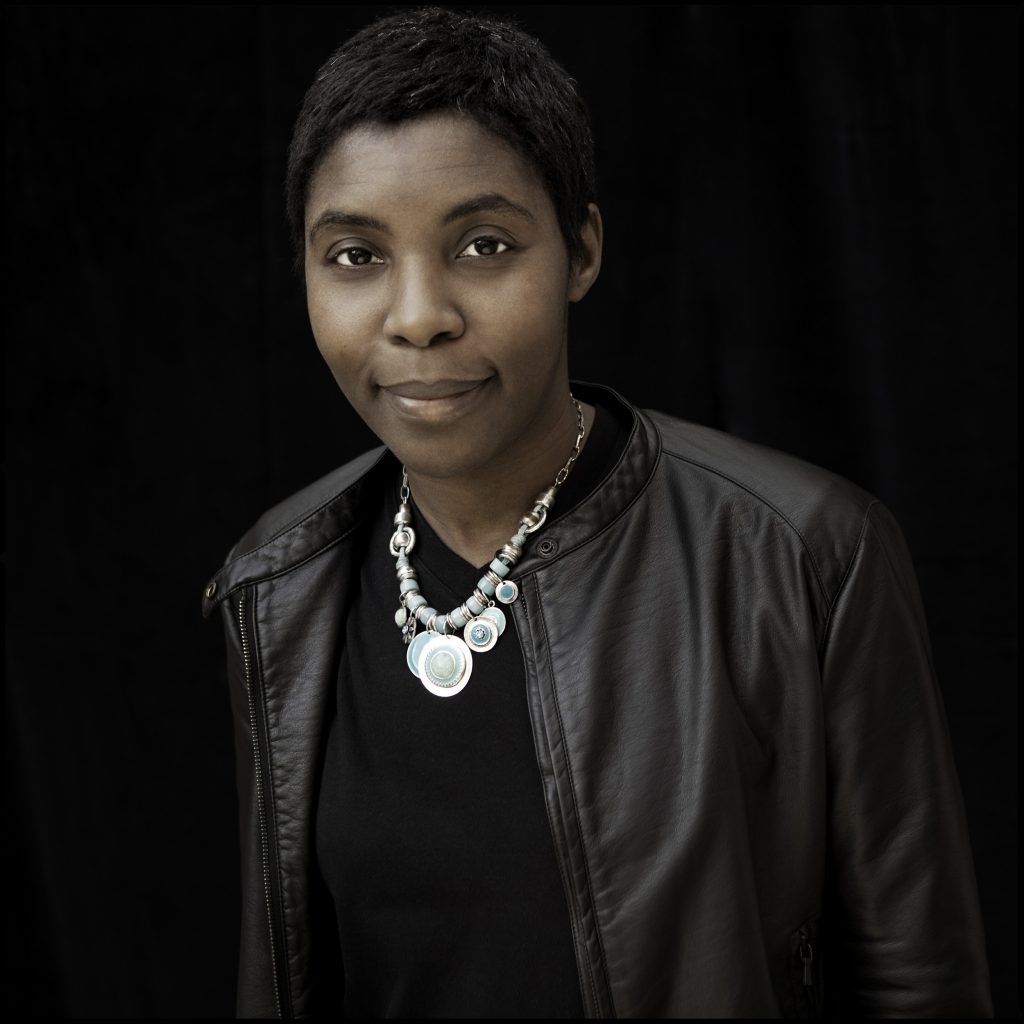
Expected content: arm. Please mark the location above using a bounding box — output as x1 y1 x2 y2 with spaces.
819 500 993 1017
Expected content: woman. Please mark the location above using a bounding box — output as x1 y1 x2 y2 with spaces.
202 7 993 1017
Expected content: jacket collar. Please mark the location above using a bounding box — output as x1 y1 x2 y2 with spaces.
202 380 661 619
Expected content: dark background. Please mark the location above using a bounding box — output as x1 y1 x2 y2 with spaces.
6 5 1017 1017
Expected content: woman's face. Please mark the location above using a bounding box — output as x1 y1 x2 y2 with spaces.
304 111 601 481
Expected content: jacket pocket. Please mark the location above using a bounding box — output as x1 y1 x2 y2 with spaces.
789 916 822 1018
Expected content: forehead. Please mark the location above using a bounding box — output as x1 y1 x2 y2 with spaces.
306 112 549 225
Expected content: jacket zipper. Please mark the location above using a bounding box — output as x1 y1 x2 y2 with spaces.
797 926 817 1016
239 588 285 1018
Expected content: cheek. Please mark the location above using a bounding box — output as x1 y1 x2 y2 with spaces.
306 284 377 383
482 268 568 372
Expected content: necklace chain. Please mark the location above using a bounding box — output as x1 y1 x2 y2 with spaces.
389 394 586 695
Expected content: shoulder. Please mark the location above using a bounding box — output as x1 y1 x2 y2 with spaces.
203 443 395 617
227 445 388 561
642 407 881 599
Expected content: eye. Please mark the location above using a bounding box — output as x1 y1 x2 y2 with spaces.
457 236 512 259
331 246 384 268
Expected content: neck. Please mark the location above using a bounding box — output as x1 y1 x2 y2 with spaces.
404 394 596 569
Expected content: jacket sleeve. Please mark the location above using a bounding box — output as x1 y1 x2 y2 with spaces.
818 500 993 1017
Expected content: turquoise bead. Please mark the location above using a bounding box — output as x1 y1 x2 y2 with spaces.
451 609 469 628
418 606 437 625
400 579 419 594
478 577 496 597
489 558 510 578
467 596 485 614
407 594 427 611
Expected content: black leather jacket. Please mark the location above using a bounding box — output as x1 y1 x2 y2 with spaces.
202 382 993 1018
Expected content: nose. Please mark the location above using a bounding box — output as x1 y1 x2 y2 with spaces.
383 259 464 348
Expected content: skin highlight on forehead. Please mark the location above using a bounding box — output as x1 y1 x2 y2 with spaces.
304 114 551 253
307 193 537 248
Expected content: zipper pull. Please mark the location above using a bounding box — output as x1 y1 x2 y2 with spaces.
799 934 814 986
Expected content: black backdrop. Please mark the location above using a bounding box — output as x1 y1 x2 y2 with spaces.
6 5 1017 1017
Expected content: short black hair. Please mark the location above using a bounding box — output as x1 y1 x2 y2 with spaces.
285 6 598 277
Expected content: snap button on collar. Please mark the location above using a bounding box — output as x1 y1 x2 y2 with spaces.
205 580 218 599
537 538 558 558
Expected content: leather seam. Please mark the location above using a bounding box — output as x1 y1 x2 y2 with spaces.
660 446 833 605
534 580 617 1019
546 401 642 532
818 500 879 661
222 447 389 568
214 519 369 609
533 428 662 572
250 583 295 1015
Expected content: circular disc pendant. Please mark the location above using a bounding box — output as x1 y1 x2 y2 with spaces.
480 606 506 635
418 634 473 697
495 580 519 604
464 616 498 652
406 629 435 677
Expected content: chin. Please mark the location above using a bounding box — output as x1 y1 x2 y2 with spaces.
390 442 496 482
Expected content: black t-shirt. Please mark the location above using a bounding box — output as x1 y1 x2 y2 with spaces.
315 397 630 1017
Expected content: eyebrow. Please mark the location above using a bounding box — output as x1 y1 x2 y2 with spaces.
307 192 536 246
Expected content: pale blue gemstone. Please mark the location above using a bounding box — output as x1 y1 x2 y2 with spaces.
468 621 493 647
418 606 437 625
424 642 465 686
496 581 518 603
478 577 496 597
407 594 427 611
489 558 510 578
400 579 419 594
467 596 485 614
429 650 458 682
451 609 469 628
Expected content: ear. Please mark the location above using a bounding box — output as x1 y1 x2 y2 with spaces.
567 202 603 303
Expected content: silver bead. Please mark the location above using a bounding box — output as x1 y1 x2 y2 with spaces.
499 543 521 563
535 487 558 510
522 506 548 534
394 505 413 526
389 527 416 557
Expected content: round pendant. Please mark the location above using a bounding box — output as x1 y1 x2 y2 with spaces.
418 634 473 697
406 629 435 677
495 580 519 604
464 616 498 652
480 606 506 635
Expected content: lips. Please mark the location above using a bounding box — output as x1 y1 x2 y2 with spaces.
381 378 490 400
380 376 493 423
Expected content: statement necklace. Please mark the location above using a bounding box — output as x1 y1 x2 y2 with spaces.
390 396 586 697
